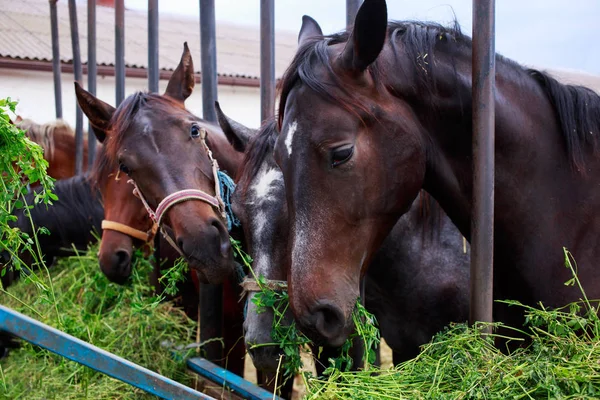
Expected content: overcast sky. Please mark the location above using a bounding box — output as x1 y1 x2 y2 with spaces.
125 0 599 75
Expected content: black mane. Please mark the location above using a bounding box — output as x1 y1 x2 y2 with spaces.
12 175 104 253
278 20 600 171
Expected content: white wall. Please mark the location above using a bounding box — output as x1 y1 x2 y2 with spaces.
2 68 262 130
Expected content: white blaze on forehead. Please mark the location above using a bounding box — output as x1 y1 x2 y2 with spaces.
252 167 282 201
284 120 297 156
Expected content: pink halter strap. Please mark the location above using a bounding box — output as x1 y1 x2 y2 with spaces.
127 127 228 257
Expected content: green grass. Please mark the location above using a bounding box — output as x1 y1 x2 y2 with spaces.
303 249 600 399
0 247 198 400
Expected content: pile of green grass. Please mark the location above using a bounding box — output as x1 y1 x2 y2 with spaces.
304 251 600 399
0 247 197 400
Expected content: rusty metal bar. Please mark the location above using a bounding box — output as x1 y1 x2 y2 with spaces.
199 0 218 122
87 0 97 167
260 0 274 122
68 0 84 175
148 0 159 93
346 0 362 27
470 0 496 333
198 0 222 365
48 0 62 119
115 0 125 105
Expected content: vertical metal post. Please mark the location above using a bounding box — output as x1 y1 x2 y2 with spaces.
470 0 496 333
198 0 222 365
346 0 362 27
115 0 125 106
199 0 218 122
87 0 97 167
68 0 84 175
49 0 62 119
148 0 159 93
260 0 274 122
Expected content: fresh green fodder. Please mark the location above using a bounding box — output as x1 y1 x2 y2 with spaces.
0 247 197 400
231 238 381 382
303 248 600 399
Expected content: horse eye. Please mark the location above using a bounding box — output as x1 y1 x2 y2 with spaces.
119 162 131 175
330 145 354 167
190 124 201 139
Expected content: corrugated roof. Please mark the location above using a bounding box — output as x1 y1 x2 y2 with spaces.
0 0 298 79
2 0 599 92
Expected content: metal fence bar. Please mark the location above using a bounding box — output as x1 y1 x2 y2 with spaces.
115 0 125 105
470 0 496 333
199 0 218 122
148 0 159 93
0 306 214 400
198 0 223 366
87 0 97 167
49 0 62 119
259 0 274 122
346 0 362 27
68 0 84 175
187 358 279 400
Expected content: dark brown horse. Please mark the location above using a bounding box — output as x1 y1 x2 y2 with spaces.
80 45 247 377
15 117 89 179
275 0 600 346
220 108 469 399
75 43 243 284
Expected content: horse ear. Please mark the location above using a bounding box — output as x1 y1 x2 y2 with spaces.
164 42 195 103
298 15 323 47
339 0 388 73
215 101 256 153
74 82 115 143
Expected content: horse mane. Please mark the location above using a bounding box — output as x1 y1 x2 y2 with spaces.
278 20 600 172
12 174 103 242
236 118 278 195
16 118 75 161
526 70 600 171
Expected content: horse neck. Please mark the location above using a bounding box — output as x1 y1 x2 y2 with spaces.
420 58 577 241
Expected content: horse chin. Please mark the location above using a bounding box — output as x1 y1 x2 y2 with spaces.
247 345 284 372
187 256 234 284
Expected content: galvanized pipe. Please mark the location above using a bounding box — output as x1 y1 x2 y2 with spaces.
68 0 84 175
115 0 125 105
148 0 159 93
470 0 496 333
259 0 274 122
87 0 97 167
346 0 362 27
199 0 218 122
48 0 62 119
198 0 222 365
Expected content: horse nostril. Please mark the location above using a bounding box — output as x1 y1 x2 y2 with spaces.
210 218 231 257
115 250 131 270
313 303 346 344
176 237 185 251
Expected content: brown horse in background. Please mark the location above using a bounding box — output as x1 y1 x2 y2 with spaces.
15 117 89 179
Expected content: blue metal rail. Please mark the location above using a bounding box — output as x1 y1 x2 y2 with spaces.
187 357 281 400
0 305 213 400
